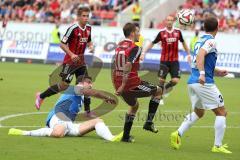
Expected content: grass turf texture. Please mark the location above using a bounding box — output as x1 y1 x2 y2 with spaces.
0 62 239 160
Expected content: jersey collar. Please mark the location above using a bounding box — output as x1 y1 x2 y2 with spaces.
77 23 86 31
203 33 214 38
165 27 174 33
124 38 133 42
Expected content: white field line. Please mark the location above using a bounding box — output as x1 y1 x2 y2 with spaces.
1 125 240 129
0 111 240 129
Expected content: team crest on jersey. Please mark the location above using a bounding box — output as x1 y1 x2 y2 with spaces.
87 30 90 37
174 32 179 37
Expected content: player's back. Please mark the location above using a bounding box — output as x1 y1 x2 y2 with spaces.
113 39 141 90
188 34 217 84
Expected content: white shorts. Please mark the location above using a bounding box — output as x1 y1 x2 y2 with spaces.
188 83 224 110
49 114 81 136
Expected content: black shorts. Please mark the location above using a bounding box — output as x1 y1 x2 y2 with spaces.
121 81 158 106
158 61 180 79
60 64 88 84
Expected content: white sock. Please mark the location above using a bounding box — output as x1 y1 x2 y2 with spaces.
23 128 53 137
95 122 114 141
214 116 226 147
178 112 199 136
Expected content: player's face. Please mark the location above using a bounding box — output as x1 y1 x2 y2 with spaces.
83 78 93 89
134 27 140 42
78 11 89 26
166 16 174 28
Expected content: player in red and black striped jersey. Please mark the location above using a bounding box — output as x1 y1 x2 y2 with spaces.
112 23 163 142
35 5 94 116
142 15 191 101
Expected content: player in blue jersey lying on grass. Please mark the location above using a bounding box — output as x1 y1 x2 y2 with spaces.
8 76 122 142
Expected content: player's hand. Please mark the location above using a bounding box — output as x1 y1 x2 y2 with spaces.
199 74 205 85
88 45 95 53
139 53 145 61
70 54 80 63
105 97 116 105
115 85 125 96
187 54 191 64
216 69 228 77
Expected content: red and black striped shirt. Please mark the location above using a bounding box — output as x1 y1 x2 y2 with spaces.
113 39 142 91
152 27 184 62
61 23 91 65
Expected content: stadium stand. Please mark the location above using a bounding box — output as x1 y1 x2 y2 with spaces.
0 0 239 31
156 0 240 32
0 0 134 26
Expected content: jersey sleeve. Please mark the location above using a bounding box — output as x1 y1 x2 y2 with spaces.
128 46 142 63
201 39 216 54
61 24 77 44
179 31 184 42
152 32 162 44
87 27 92 43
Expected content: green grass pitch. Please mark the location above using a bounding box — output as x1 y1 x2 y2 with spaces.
0 62 239 160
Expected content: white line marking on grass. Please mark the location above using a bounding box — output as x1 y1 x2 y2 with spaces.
1 125 240 129
0 111 240 129
0 112 47 127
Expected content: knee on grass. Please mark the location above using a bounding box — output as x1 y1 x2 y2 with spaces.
51 125 66 138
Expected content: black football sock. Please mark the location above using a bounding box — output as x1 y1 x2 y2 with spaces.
40 84 60 99
165 80 177 90
84 97 91 112
123 113 135 139
146 98 160 124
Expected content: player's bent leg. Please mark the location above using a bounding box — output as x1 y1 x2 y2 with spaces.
79 118 115 141
79 118 101 136
35 81 69 110
121 102 139 143
211 107 232 154
143 95 161 133
164 78 179 96
51 124 67 138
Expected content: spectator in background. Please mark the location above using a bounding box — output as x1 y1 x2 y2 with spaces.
227 14 238 32
49 0 60 22
51 23 61 44
0 4 7 20
218 13 228 31
23 4 36 22
60 1 72 23
131 0 141 26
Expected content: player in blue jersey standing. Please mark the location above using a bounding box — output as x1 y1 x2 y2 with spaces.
8 76 122 142
170 16 232 154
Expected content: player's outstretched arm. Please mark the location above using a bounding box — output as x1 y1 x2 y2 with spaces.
82 88 116 104
214 68 228 77
140 42 154 61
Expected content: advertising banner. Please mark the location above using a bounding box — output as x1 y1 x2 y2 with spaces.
1 40 49 59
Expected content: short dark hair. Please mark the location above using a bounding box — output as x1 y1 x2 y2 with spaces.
204 16 218 32
76 75 92 84
123 23 136 38
77 5 90 16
